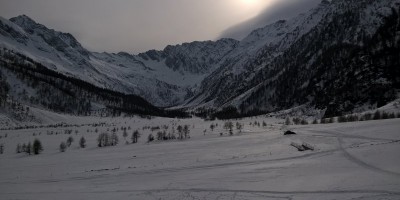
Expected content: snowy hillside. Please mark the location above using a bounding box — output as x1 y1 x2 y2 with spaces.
183 0 400 118
181 0 332 109
0 15 238 107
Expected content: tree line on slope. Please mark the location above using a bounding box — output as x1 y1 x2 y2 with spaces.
239 5 400 118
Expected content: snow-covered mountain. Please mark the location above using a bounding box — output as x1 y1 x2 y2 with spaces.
182 0 333 109
1 0 399 119
182 0 400 118
0 15 238 107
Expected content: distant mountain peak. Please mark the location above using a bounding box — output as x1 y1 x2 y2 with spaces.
8 14 91 57
10 15 39 28
11 14 35 21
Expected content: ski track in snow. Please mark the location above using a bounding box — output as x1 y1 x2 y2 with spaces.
337 134 400 178
1 188 400 200
306 129 400 177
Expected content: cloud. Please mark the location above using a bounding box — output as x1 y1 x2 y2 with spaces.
220 0 321 40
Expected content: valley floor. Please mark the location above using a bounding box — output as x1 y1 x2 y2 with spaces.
0 116 399 200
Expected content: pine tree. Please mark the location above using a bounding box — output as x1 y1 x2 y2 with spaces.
26 142 32 155
67 136 74 147
97 133 104 147
157 131 165 141
32 139 43 155
236 122 243 133
177 125 183 140
16 143 22 153
79 136 86 148
123 130 128 142
210 124 215 131
22 143 27 153
97 133 108 147
147 133 154 143
111 132 119 146
262 121 267 127
60 142 67 152
131 130 140 143
223 122 233 135
183 125 190 139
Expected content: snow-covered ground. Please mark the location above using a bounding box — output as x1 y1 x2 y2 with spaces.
0 113 399 200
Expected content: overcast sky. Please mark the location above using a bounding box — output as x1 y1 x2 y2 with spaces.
0 0 320 54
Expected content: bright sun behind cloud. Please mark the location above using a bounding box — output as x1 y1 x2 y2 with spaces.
241 0 258 5
239 0 270 7
234 0 272 19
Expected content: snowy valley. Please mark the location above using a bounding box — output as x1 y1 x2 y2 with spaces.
1 0 400 199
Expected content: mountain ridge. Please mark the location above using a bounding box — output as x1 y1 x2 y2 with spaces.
1 15 238 107
1 0 399 119
180 0 400 118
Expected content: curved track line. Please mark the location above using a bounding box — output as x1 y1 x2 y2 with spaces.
337 136 400 177
308 129 400 177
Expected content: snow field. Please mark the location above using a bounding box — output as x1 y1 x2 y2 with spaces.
0 115 399 200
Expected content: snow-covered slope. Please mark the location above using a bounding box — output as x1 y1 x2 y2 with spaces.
183 0 400 117
234 0 400 117
0 15 238 107
181 0 332 109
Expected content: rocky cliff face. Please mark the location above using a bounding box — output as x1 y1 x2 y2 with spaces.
140 38 238 74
